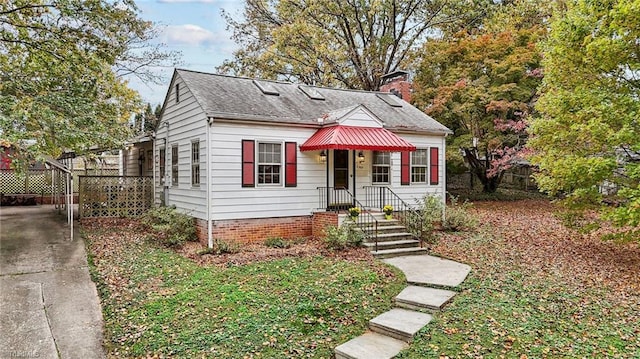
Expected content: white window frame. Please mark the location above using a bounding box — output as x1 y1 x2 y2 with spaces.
257 141 282 186
159 147 166 185
371 151 390 184
171 144 178 187
191 140 200 187
411 149 428 183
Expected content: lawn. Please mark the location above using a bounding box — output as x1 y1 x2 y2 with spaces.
83 220 405 358
84 199 640 358
399 200 640 358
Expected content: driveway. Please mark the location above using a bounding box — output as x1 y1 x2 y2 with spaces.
0 206 105 359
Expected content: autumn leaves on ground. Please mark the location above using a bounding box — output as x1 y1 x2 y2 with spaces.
85 199 640 358
406 200 640 358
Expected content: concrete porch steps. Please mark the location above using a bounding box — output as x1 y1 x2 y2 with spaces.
364 239 420 251
370 247 429 259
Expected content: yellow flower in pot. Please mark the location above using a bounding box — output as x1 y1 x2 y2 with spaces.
348 207 361 220
383 205 393 220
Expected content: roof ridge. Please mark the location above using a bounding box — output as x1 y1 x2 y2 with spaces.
175 68 397 95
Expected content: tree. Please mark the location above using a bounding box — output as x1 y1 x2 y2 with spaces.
133 103 162 134
412 1 548 192
528 0 640 236
0 0 178 166
219 0 472 90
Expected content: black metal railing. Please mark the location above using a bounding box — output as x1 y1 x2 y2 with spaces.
363 186 424 246
317 187 380 251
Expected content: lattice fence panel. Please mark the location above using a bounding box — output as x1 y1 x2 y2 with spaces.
0 169 55 195
79 176 153 218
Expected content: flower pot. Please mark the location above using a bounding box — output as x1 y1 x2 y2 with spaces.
350 215 358 221
384 214 392 220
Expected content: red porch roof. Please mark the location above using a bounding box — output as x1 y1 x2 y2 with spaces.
300 125 416 152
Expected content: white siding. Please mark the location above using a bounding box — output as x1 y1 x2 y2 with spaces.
154 74 208 219
386 133 446 205
123 143 153 176
339 108 383 128
209 122 446 220
210 122 323 220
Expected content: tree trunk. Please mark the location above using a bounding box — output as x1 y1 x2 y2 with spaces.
462 148 504 193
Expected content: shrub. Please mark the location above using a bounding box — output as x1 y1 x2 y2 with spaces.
214 239 240 255
264 237 291 249
141 206 197 247
323 223 364 250
443 196 478 231
407 194 477 242
406 195 443 243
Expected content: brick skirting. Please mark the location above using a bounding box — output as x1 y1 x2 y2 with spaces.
195 212 340 245
196 215 312 245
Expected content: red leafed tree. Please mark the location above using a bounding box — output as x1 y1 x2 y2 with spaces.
412 2 548 192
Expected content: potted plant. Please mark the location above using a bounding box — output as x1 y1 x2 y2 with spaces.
348 207 361 221
383 205 394 220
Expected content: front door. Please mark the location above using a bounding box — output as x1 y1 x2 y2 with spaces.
334 150 349 189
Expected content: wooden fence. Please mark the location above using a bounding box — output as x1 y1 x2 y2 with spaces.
78 176 153 218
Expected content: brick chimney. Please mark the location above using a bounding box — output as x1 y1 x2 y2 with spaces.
379 70 412 103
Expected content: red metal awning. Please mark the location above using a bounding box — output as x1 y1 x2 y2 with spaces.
300 125 416 152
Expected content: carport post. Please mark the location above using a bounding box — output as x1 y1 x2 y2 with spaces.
70 173 74 241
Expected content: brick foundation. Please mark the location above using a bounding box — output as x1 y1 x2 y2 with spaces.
196 215 313 245
311 211 338 239
195 212 341 245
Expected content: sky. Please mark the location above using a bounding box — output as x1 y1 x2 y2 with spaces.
128 0 244 106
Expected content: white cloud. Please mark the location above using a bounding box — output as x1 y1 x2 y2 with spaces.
162 24 218 46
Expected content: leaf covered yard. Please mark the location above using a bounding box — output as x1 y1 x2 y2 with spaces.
401 200 640 358
84 199 640 358
83 220 404 358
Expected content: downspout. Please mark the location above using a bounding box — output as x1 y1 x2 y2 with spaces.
206 117 213 249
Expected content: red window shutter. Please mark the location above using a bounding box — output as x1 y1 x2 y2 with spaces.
400 151 410 185
430 147 439 185
241 140 255 187
285 142 297 187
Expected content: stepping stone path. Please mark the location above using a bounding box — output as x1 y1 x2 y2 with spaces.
334 255 471 359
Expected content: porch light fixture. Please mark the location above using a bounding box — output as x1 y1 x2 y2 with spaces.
319 150 327 163
358 151 365 163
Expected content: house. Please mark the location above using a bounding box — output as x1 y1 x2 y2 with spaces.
154 69 451 247
121 134 154 177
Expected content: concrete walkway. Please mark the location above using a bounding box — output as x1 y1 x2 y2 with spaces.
0 206 105 359
335 254 471 359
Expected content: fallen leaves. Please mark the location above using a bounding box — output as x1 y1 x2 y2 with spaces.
397 199 640 358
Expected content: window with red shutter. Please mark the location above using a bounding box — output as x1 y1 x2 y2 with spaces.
400 151 410 185
241 140 255 187
284 142 297 187
430 147 439 185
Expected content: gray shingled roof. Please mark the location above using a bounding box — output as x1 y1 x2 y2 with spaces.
176 69 451 134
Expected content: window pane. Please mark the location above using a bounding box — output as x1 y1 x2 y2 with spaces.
412 149 427 165
411 167 426 183
373 151 390 165
372 166 389 184
257 142 282 184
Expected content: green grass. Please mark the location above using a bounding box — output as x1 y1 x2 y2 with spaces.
397 232 640 358
84 226 405 358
